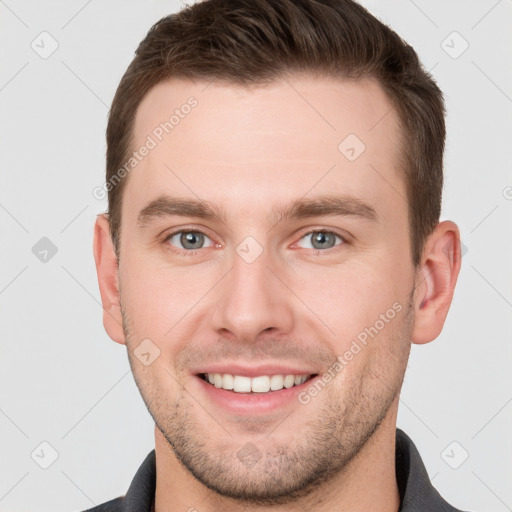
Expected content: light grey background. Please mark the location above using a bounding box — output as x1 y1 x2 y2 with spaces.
1 1 511 511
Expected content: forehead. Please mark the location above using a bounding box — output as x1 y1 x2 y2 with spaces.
124 74 405 227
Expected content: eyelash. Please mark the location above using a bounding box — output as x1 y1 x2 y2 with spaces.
293 229 349 252
161 227 350 257
161 229 215 257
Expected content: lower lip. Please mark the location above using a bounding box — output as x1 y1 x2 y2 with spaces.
195 375 319 415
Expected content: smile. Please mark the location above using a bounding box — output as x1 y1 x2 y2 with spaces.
200 373 316 393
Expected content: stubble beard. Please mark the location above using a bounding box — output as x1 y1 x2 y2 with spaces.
122 295 414 506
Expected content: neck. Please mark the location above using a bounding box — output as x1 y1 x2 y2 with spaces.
154 410 400 512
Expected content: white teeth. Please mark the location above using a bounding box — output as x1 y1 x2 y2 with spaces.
221 373 234 390
203 373 312 393
269 375 283 390
214 373 223 388
252 376 270 393
283 375 295 388
233 375 251 392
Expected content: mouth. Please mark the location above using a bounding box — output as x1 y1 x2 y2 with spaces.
198 372 318 394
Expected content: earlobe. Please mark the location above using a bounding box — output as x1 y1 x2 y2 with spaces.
411 221 462 345
93 214 126 345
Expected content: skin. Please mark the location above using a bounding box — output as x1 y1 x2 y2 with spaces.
94 74 461 512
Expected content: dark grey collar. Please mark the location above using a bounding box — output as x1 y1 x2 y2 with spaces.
395 428 466 511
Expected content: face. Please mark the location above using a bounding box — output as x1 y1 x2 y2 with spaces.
117 75 418 503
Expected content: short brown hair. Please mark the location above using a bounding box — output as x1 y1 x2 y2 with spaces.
106 0 445 267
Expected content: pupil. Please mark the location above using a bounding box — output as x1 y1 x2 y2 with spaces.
312 231 334 249
181 232 203 249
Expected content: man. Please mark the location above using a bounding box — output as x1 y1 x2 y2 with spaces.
90 0 466 510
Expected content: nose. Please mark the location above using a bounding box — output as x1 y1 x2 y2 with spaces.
210 242 295 344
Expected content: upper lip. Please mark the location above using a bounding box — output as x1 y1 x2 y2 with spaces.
193 363 320 378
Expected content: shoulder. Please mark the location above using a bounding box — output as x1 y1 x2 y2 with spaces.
76 449 155 512
396 429 471 512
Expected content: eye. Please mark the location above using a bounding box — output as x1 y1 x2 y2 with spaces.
164 230 216 252
296 230 345 250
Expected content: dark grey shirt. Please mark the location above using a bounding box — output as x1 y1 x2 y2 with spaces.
82 429 467 511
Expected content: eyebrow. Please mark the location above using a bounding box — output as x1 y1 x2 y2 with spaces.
137 194 378 227
273 194 378 224
137 196 225 226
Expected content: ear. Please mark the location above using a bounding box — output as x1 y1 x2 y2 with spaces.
411 220 462 345
93 214 126 345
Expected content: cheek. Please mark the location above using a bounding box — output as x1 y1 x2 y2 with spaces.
119 253 215 338
292 259 407 347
